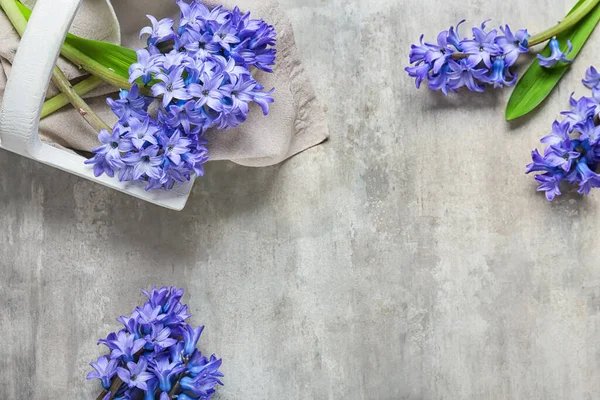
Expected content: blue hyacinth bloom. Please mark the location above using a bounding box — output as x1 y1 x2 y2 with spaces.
537 37 573 68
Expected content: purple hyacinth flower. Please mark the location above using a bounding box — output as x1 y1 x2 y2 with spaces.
211 21 241 51
161 302 191 328
251 84 275 115
254 48 277 73
447 58 488 92
140 15 176 45
196 4 230 25
136 303 166 326
544 147 579 172
117 313 142 339
168 342 185 366
447 20 465 50
485 57 517 88
107 85 151 122
160 131 192 166
576 161 600 195
87 356 119 390
162 50 191 72
405 63 432 89
178 0 208 31
428 64 453 95
149 355 185 392
537 37 573 68
561 94 597 128
182 147 209 177
123 117 159 150
162 102 205 135
182 324 205 356
180 1 211 24
129 49 161 85
541 120 571 146
408 34 431 65
574 117 600 144
535 173 563 201
117 357 154 391
164 286 185 313
144 324 178 351
249 22 277 49
182 30 220 60
526 149 553 174
423 31 453 74
109 331 146 362
142 286 170 309
85 129 126 177
188 73 226 111
143 380 160 400
123 146 164 180
84 154 117 178
221 75 255 114
98 331 118 349
90 129 126 162
583 66 600 89
497 25 529 67
218 57 251 79
590 86 600 113
146 165 188 190
180 354 223 396
152 66 193 107
216 108 246 129
460 20 501 68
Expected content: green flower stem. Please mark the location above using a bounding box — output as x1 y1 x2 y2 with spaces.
40 75 104 119
53 43 152 97
0 0 111 131
0 0 25 34
57 42 152 95
50 67 112 132
528 0 600 46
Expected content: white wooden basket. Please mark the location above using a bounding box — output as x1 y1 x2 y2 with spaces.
0 0 194 210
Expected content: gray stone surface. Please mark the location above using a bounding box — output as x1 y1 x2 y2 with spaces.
2 0 600 399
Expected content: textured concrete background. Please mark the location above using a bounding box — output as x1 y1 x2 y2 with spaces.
2 0 600 399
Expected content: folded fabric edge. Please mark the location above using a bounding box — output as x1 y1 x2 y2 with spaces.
230 0 329 167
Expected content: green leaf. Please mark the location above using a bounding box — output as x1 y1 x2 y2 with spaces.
63 35 136 80
506 0 600 121
15 1 143 91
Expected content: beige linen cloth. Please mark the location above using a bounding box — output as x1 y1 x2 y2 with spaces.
0 0 328 167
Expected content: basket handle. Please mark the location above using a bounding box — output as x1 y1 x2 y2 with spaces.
0 0 83 156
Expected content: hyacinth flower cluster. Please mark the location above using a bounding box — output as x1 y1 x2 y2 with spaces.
406 20 574 94
526 67 600 200
87 287 223 400
86 0 276 190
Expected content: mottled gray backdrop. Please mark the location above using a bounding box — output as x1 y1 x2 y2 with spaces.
2 0 600 399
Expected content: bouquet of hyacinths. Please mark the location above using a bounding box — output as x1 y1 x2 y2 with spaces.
85 2 276 190
526 66 600 200
0 0 276 191
87 287 223 400
406 0 600 120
